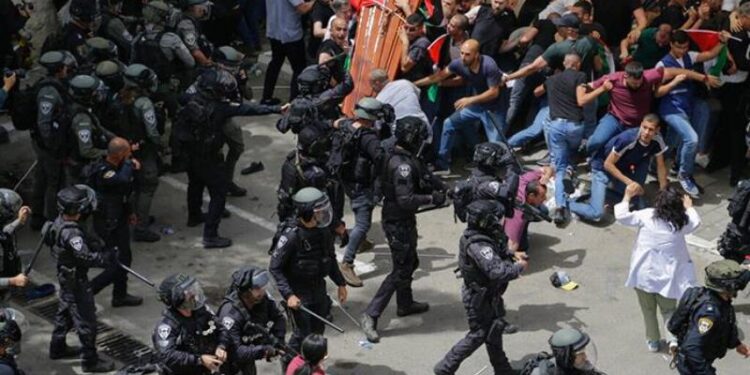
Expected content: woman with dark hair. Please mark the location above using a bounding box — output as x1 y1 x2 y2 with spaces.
616 185 701 354
286 334 328 375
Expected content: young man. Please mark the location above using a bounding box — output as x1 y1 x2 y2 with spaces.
620 23 673 69
505 167 553 254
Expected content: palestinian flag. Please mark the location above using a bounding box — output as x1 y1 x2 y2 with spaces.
685 29 723 51
427 34 447 65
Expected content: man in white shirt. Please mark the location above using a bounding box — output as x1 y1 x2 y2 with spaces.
368 69 431 140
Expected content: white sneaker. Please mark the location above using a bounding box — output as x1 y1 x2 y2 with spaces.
647 340 660 353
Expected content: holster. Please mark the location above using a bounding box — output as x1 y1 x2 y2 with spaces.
486 318 507 345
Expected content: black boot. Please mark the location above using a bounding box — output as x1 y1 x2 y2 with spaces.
82 357 115 373
112 294 143 307
133 226 161 242
397 301 430 317
203 236 232 249
226 182 247 197
187 213 206 227
49 343 81 360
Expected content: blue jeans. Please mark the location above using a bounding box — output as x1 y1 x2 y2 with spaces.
662 99 709 177
343 190 374 264
569 163 649 221
437 106 506 169
508 103 549 148
586 113 627 156
547 119 584 207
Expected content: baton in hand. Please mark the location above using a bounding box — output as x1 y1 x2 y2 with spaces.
283 301 345 333
119 262 156 288
24 221 51 276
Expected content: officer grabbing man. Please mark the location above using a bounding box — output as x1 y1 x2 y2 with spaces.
153 273 230 375
433 200 527 375
217 267 287 375
522 328 605 375
0 189 30 295
47 185 116 373
88 137 143 307
361 116 446 343
269 187 347 355
670 259 750 374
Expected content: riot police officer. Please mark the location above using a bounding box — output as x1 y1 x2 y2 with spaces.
269 187 348 354
94 60 125 94
47 185 115 373
276 64 353 130
81 37 121 76
433 200 527 374
131 0 195 119
360 116 444 343
459 142 520 213
66 74 114 183
0 310 23 375
176 0 214 66
152 273 230 375
0 189 30 296
30 51 77 229
105 64 163 242
88 137 143 307
217 267 287 375
97 0 134 61
60 0 102 62
336 97 391 288
522 328 605 375
672 259 750 374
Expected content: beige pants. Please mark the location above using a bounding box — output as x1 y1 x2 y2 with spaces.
635 288 677 342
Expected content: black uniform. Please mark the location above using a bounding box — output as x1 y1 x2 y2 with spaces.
89 158 135 299
364 147 437 318
61 22 91 63
0 224 22 300
152 306 231 375
268 223 346 353
277 151 343 225
434 229 523 374
48 216 111 365
465 167 519 214
676 287 741 375
216 292 286 375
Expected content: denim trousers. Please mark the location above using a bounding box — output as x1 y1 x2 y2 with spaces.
437 106 506 169
546 119 584 207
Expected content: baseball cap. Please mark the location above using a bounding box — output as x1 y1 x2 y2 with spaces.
550 271 579 291
553 13 580 29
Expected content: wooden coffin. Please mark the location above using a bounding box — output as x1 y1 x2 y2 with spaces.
342 0 422 116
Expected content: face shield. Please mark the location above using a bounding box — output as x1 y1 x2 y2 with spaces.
313 196 333 228
178 279 206 311
573 340 598 371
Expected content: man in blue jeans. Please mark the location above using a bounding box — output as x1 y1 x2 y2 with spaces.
655 29 726 198
415 39 505 172
570 115 669 222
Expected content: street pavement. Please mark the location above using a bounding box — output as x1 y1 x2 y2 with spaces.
2 107 750 375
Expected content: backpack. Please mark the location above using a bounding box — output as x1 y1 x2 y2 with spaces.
520 352 555 375
335 119 364 180
727 179 750 228
450 175 496 223
8 78 69 131
173 96 218 153
667 286 711 343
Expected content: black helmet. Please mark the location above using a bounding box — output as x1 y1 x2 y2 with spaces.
158 273 206 310
213 46 244 74
95 60 125 92
297 65 331 96
56 185 94 216
549 328 595 370
297 125 331 160
124 63 158 93
70 0 101 23
0 312 21 347
0 189 23 226
473 142 513 172
465 200 505 232
196 69 237 100
85 37 119 64
39 51 78 74
292 187 333 227
394 116 427 152
705 259 750 296
68 74 101 106
230 267 270 293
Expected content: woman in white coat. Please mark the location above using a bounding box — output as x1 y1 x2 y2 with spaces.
615 185 700 354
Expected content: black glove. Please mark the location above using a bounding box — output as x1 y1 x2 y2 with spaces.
264 345 279 361
432 190 446 206
338 229 350 248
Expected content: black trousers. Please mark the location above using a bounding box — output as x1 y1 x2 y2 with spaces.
51 279 99 365
186 154 227 238
30 144 65 221
91 216 131 298
365 217 419 318
287 283 329 353
676 351 715 375
434 289 512 374
714 82 749 178
262 38 306 101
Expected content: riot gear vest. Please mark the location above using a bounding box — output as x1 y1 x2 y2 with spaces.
218 293 272 345
284 226 334 282
0 233 21 279
458 229 511 293
339 120 377 188
160 307 222 359
132 31 174 80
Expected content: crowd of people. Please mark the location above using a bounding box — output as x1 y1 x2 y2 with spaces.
1 0 750 374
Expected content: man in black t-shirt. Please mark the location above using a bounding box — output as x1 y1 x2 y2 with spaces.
309 0 335 63
318 16 349 83
470 0 517 70
398 13 433 83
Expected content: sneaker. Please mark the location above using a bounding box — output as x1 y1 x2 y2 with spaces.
260 98 281 106
227 182 247 197
203 236 232 249
357 238 374 253
360 314 380 343
647 340 660 353
112 294 143 307
503 320 519 334
552 207 570 228
240 161 265 175
695 153 710 169
397 301 430 317
669 163 679 178
339 262 363 287
82 357 115 373
679 175 701 198
133 226 161 242
668 340 678 355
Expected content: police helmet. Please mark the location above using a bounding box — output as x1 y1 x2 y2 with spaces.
292 187 333 228
230 267 270 293
74 184 98 216
158 273 206 310
143 0 171 24
297 126 331 160
85 37 119 63
297 65 331 96
465 200 505 231
95 60 125 91
394 116 428 152
354 97 383 121
0 189 23 226
56 186 92 216
473 142 512 171
124 64 158 93
549 328 596 370
196 69 238 100
39 51 78 74
705 259 750 295
0 312 21 348
180 0 209 8
213 46 244 70
68 74 101 105
70 0 101 23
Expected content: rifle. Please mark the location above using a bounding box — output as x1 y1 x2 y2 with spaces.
245 321 298 357
516 199 552 223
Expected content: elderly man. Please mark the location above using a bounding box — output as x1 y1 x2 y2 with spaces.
369 69 430 129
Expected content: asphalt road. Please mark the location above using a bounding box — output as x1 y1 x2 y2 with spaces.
3 111 750 375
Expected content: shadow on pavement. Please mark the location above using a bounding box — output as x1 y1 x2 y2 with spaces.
509 303 589 334
328 361 408 375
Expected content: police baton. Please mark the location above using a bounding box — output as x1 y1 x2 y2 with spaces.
24 221 51 276
13 161 37 191
330 297 362 329
118 262 157 288
472 366 488 375
281 301 345 333
416 202 451 214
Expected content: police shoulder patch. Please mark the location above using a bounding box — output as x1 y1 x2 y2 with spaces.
40 101 53 115
78 129 91 143
144 109 156 125
103 170 116 179
185 33 196 46
488 181 501 194
479 246 494 260
398 164 411 178
697 317 714 335
222 316 235 330
157 324 171 340
276 235 288 250
69 236 83 251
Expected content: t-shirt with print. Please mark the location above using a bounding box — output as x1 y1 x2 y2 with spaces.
590 127 667 171
447 55 502 111
590 67 664 126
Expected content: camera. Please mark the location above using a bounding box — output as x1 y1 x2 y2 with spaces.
3 68 26 79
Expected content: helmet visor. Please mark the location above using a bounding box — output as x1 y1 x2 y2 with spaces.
573 340 598 371
313 197 333 228
178 280 206 311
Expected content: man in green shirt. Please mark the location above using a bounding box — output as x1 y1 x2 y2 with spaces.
620 23 672 69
